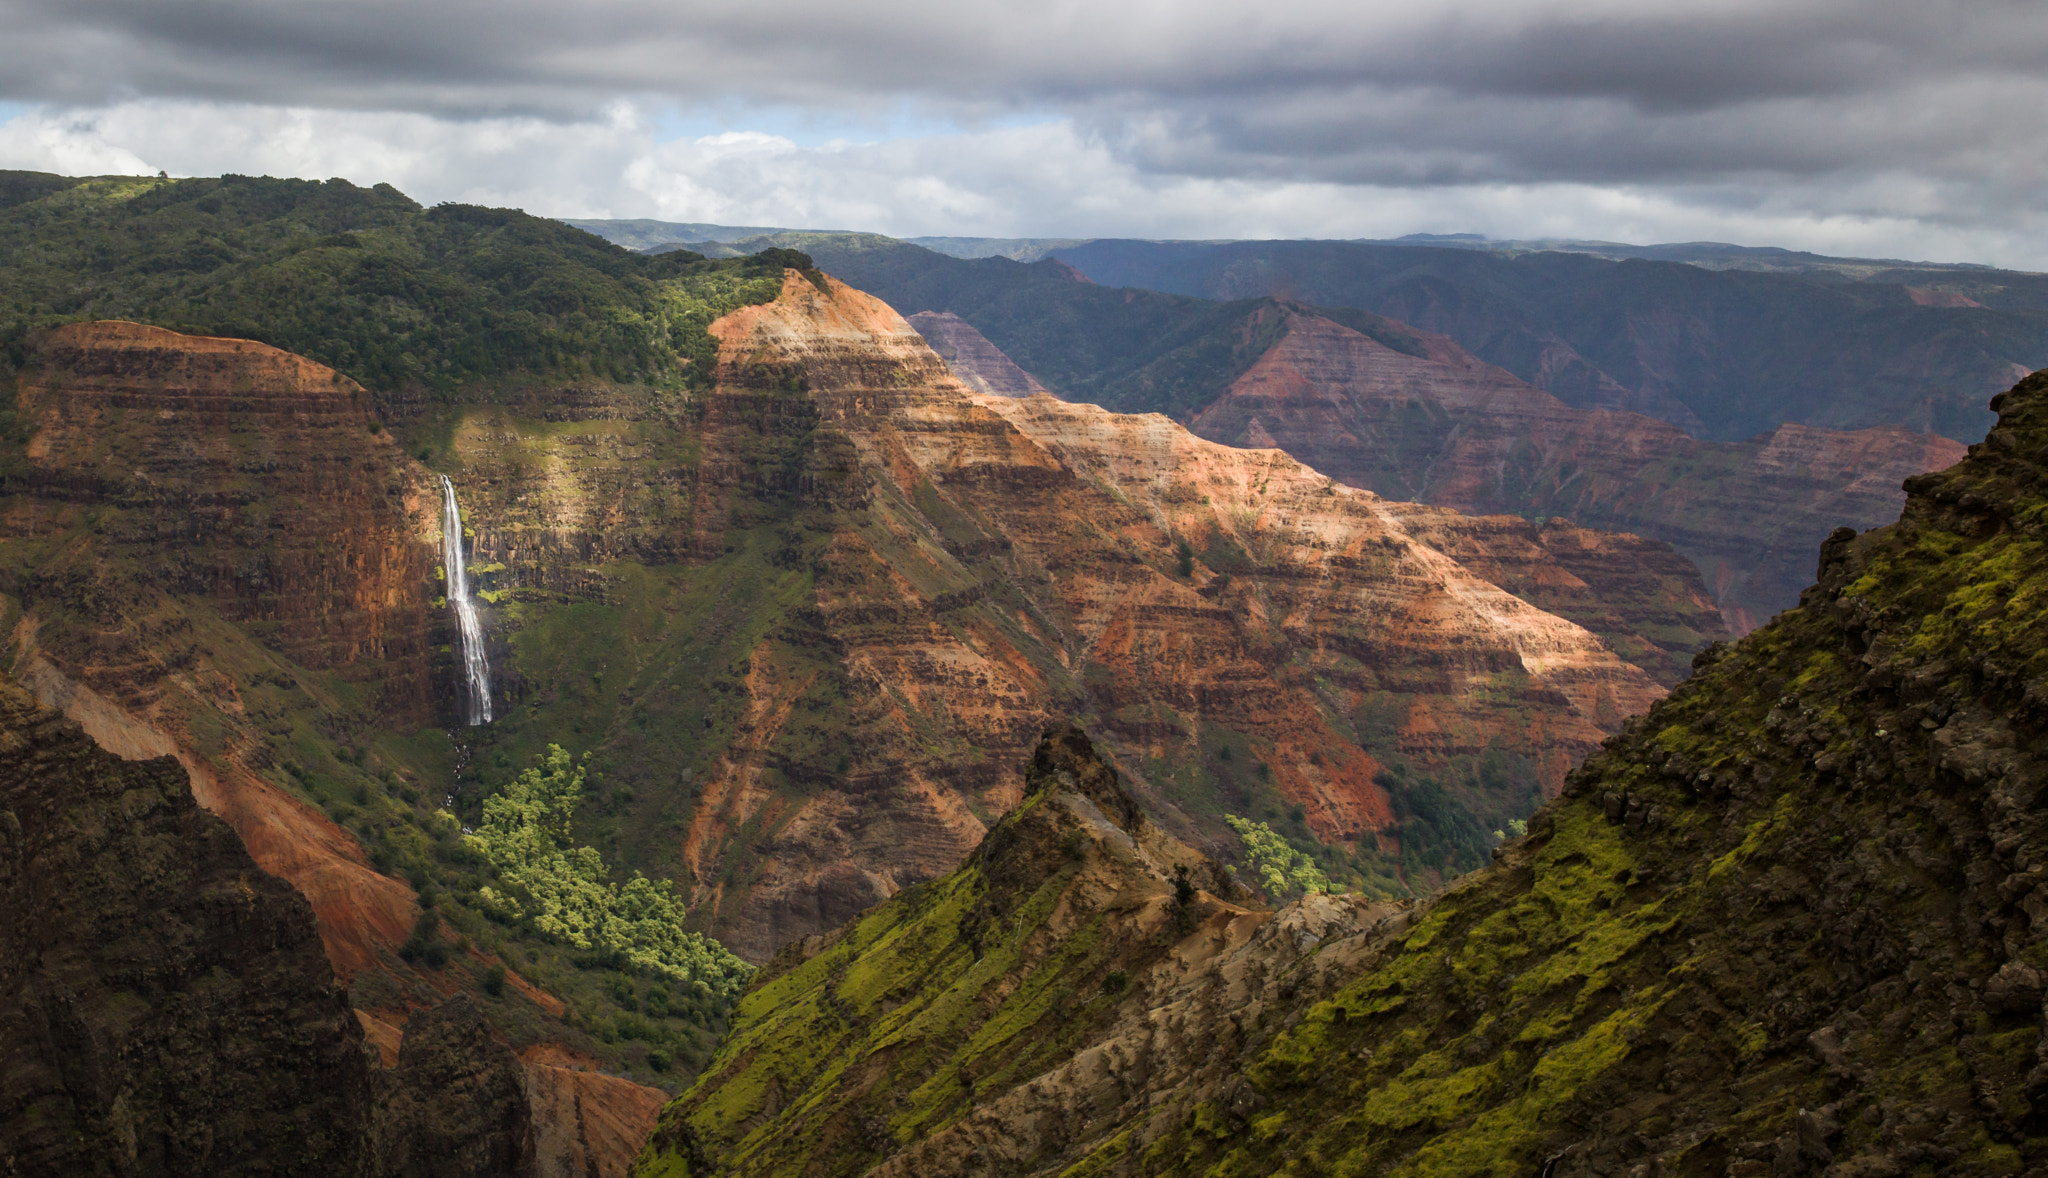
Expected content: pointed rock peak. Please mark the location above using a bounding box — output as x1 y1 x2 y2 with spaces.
707 266 963 402
1023 721 1143 835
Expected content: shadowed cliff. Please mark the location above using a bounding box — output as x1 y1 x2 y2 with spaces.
0 661 671 1176
0 670 375 1173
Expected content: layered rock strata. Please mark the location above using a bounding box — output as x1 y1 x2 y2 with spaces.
1189 304 1967 631
2 288 1687 975
0 321 671 1158
3 320 433 976
665 272 1666 953
11 320 440 718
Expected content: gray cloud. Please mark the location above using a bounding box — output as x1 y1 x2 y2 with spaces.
1 0 2045 261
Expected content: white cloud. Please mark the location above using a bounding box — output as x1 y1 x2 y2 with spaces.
3 97 2046 269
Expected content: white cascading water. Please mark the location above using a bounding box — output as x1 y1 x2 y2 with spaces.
439 475 494 725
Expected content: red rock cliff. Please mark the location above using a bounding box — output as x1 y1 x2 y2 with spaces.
669 272 1668 954
1191 305 1967 632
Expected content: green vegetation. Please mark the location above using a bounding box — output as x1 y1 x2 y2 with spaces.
1223 814 1328 898
627 373 2048 1172
638 730 1183 1177
468 745 751 998
0 170 795 398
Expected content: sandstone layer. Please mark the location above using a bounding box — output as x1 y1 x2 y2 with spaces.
3 290 1679 980
661 272 1664 953
4 320 434 976
1187 304 1968 631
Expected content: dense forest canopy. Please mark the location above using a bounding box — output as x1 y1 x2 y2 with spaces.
0 170 807 396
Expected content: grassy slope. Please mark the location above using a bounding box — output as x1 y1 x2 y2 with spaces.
636 725 1219 1178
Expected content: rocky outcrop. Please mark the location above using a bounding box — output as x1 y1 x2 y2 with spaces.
906 311 1051 397
369 1000 667 1178
631 368 2048 1176
0 670 374 1175
1189 304 1967 631
375 996 539 1178
0 658 657 1175
636 723 1303 1177
522 1054 670 1178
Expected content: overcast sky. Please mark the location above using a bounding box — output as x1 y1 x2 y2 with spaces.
3 0 2046 266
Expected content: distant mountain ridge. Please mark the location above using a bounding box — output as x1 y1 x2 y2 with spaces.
1045 237 2048 443
563 222 2042 447
562 217 2025 276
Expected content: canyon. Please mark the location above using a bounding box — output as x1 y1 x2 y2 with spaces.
0 175 2033 1173
637 360 2048 1178
0 272 1714 983
1182 303 1968 632
439 268 1706 965
0 262 1737 1168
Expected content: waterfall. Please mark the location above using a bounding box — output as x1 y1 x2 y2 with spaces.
439 475 494 725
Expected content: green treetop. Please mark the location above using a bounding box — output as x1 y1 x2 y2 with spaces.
468 745 751 998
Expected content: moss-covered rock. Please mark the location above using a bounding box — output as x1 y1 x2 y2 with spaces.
1079 371 2048 1173
633 723 1252 1177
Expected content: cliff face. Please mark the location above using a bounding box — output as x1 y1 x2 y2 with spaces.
1 286 1685 998
11 320 440 717
631 367 2048 1176
0 677 645 1178
905 311 1050 397
4 320 434 977
1191 304 1967 631
1377 508 1728 687
0 671 375 1174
